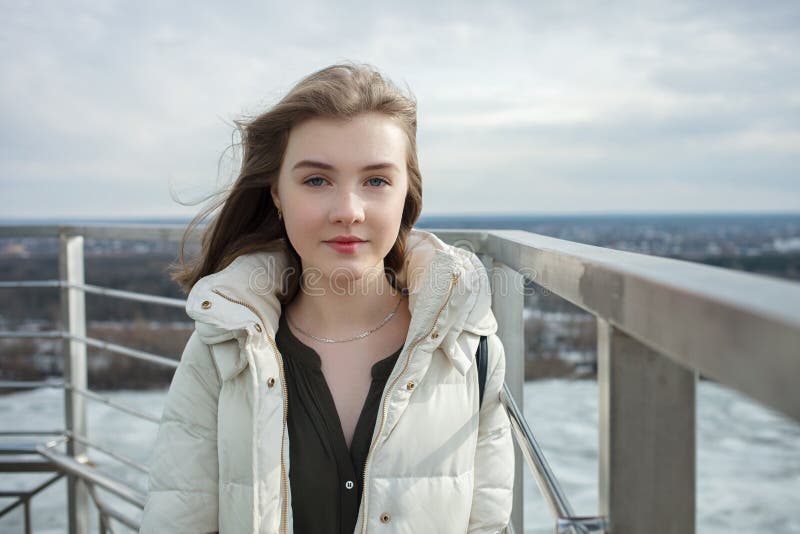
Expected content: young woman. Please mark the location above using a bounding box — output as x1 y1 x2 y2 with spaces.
141 63 514 533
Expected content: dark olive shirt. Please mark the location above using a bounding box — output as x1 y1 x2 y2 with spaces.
275 310 402 534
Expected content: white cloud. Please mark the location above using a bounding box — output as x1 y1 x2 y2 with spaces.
1 0 798 218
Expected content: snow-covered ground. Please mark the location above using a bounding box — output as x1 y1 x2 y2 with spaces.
1 380 798 533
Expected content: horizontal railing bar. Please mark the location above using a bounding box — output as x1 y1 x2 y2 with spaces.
500 382 577 521
36 444 147 509
0 279 187 308
67 282 186 308
0 497 24 519
437 229 800 422
438 228 800 327
87 485 118 534
0 225 62 238
0 459 58 473
0 430 64 437
556 517 609 534
0 497 30 522
111 507 140 532
0 473 64 499
66 333 179 368
0 279 61 288
0 223 193 242
0 443 51 454
0 331 179 367
0 330 62 339
67 432 149 473
0 473 64 519
0 380 65 389
67 386 161 424
89 484 141 531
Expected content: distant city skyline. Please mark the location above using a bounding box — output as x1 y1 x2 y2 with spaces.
2 1 799 218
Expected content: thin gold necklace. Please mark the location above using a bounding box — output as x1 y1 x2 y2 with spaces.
286 295 405 343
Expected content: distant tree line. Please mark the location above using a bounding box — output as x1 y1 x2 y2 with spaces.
696 252 800 281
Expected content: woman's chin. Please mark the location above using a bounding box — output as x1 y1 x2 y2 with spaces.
305 263 386 292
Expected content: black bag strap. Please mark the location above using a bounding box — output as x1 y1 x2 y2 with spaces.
476 335 488 409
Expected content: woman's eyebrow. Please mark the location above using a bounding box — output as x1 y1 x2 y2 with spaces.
291 159 399 172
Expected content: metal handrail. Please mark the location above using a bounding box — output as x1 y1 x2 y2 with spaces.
36 443 147 509
0 472 65 531
0 380 64 389
66 432 149 474
0 280 61 288
441 228 800 422
1 434 146 531
0 226 182 532
500 383 574 519
87 484 120 534
65 282 185 309
64 333 179 368
0 330 62 339
500 384 609 534
0 223 189 241
0 430 64 437
0 383 160 426
88 483 139 532
0 330 179 368
0 279 185 308
66 385 161 424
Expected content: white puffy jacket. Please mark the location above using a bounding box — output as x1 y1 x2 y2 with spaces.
140 228 515 533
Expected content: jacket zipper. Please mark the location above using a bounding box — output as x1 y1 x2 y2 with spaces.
358 271 460 534
211 289 289 534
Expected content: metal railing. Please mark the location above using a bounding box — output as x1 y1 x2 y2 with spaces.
1 224 799 533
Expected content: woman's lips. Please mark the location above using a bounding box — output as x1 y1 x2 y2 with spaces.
325 241 366 254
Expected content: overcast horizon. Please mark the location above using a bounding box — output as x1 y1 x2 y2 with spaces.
3 210 800 224
2 1 799 219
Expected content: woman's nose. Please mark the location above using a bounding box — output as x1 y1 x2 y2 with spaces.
329 191 365 225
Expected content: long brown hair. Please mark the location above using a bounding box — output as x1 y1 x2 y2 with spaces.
171 62 423 304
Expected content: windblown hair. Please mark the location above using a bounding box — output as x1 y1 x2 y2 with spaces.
171 62 423 304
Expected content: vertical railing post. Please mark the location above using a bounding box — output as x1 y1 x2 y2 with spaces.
60 232 89 534
488 259 525 534
23 499 31 534
597 318 696 533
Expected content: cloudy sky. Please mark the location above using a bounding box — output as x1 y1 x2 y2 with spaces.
2 0 798 219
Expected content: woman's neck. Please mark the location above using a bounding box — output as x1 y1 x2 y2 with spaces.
286 268 406 340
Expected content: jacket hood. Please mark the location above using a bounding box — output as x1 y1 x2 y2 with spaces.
185 228 497 377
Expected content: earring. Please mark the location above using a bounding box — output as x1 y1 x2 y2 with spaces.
277 206 283 220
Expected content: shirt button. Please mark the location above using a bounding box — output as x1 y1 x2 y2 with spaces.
201 300 212 309
345 480 354 490
380 512 391 523
430 330 439 339
267 377 276 388
254 323 262 333
405 381 416 390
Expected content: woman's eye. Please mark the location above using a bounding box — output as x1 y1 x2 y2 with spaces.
367 177 389 187
304 176 327 187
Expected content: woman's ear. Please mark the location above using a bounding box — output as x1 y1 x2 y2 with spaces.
270 183 280 210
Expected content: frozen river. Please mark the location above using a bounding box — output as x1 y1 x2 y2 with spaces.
1 379 798 533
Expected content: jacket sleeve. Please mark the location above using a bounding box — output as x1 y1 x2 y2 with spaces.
140 331 221 534
468 332 515 533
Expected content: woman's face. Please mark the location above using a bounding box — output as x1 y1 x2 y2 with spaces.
272 112 409 288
